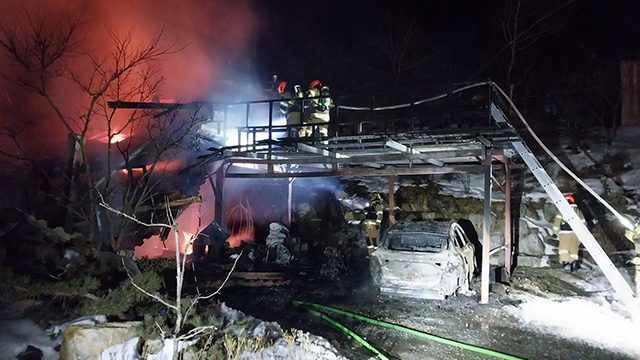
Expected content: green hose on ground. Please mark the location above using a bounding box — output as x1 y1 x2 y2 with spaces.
293 300 525 360
303 307 390 360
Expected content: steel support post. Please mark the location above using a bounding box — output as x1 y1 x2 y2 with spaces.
214 164 227 228
388 175 396 226
481 146 492 304
287 178 294 227
504 159 512 275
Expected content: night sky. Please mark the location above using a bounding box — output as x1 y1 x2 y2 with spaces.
254 0 640 95
0 0 639 159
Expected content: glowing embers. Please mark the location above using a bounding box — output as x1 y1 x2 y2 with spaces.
225 199 255 248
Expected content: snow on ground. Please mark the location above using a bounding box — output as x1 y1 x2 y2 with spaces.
505 267 640 359
506 294 640 357
0 312 107 360
0 318 58 360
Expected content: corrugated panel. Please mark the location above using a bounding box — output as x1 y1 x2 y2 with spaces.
621 60 640 125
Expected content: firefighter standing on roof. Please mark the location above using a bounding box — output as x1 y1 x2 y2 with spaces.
278 82 304 138
363 193 384 255
303 80 333 138
552 194 586 272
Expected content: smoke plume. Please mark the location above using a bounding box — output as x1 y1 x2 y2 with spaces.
0 0 259 157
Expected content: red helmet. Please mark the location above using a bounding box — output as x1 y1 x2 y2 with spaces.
564 194 575 204
278 81 287 94
309 80 322 89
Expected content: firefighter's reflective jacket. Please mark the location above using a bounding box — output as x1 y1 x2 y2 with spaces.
308 86 333 113
363 203 383 228
279 84 303 115
552 203 586 234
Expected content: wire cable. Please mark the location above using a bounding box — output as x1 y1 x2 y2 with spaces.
337 81 491 112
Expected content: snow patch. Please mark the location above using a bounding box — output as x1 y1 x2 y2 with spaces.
0 319 58 360
100 337 140 360
506 296 640 357
49 314 108 338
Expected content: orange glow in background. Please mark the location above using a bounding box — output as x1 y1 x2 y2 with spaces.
0 0 259 157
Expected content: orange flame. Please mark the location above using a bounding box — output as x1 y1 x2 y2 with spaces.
225 200 255 248
110 133 127 143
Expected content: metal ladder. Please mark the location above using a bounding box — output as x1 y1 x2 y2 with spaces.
491 103 637 311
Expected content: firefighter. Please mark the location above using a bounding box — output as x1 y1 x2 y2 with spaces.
363 193 384 255
552 194 587 271
278 82 304 137
188 221 230 265
302 80 333 138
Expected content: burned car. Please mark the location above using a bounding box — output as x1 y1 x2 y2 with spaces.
369 219 477 300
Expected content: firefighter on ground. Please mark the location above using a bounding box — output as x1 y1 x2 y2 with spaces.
363 193 384 255
552 194 586 272
278 82 304 137
302 80 333 138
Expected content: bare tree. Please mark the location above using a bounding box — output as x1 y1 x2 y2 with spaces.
590 66 621 145
0 12 205 250
353 3 440 91
100 196 242 357
493 0 568 100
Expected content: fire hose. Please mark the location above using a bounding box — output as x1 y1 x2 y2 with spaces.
293 300 524 360
298 305 390 360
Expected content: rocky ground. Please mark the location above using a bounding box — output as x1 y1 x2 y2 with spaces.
211 257 637 360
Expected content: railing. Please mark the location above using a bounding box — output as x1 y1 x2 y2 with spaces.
109 82 501 151
207 82 499 151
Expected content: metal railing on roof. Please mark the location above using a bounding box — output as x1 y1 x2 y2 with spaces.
108 81 501 152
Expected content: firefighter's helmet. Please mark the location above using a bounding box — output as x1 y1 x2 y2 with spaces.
564 194 575 204
370 193 382 204
278 81 287 95
309 80 322 89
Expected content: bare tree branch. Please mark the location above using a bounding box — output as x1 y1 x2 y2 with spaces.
98 190 172 229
